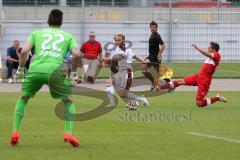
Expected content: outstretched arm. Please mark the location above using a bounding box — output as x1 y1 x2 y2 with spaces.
192 44 214 59
133 55 150 63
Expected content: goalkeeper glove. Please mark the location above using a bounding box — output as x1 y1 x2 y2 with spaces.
15 67 25 80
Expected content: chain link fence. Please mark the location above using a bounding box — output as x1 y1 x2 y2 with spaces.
0 0 240 62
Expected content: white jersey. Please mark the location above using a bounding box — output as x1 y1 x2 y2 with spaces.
109 46 121 58
115 47 135 71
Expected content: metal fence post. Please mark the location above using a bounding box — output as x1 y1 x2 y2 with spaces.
34 0 37 20
112 0 115 7
0 0 3 76
80 0 86 82
81 0 85 44
0 0 3 36
0 0 2 21
60 0 67 6
218 0 223 22
168 0 173 63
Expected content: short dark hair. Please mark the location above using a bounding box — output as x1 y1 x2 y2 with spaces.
48 9 63 26
150 21 158 28
210 42 220 52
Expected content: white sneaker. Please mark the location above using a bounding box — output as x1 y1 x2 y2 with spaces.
216 94 228 103
137 95 149 107
8 78 13 84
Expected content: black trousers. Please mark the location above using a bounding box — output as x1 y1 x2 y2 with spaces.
6 60 19 79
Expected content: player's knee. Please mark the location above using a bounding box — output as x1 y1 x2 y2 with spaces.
141 64 148 72
62 97 73 103
141 70 148 76
105 79 112 84
118 93 126 98
117 89 127 98
196 101 204 107
21 96 30 102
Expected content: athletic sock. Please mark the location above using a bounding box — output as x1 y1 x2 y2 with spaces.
172 81 180 88
13 98 28 131
64 101 76 134
161 83 170 90
211 97 220 104
106 85 115 106
202 97 220 107
161 81 180 90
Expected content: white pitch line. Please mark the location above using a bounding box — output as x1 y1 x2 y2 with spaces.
187 132 240 144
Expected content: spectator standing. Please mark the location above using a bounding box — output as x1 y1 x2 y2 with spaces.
81 32 102 84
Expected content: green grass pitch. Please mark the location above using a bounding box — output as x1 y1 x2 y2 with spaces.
0 92 240 160
1 63 240 79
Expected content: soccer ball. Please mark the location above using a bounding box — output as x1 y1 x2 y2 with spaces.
127 100 139 110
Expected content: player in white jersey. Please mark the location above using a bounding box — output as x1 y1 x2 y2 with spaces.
104 34 150 109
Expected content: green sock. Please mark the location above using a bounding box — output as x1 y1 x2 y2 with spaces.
13 98 28 132
64 101 76 134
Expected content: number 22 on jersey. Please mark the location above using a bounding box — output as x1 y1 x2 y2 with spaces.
41 34 64 52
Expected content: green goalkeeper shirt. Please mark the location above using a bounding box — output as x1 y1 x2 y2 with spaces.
27 27 78 74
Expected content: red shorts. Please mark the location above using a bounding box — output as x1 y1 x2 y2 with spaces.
183 74 212 101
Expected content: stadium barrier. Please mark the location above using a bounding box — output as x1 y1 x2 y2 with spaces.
0 52 2 82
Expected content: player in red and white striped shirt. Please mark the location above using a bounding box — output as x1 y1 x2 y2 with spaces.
160 42 227 107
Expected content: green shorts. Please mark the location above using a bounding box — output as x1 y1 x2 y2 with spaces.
22 68 72 99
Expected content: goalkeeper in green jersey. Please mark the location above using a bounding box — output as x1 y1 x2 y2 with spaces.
10 9 81 147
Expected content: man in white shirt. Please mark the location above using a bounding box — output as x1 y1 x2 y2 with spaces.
105 34 150 109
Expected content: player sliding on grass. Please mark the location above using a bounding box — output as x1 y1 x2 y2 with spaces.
105 34 150 109
160 42 227 107
10 9 81 147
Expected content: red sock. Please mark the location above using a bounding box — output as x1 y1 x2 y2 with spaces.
161 81 181 90
202 97 220 107
161 83 170 90
173 81 180 88
211 97 220 104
